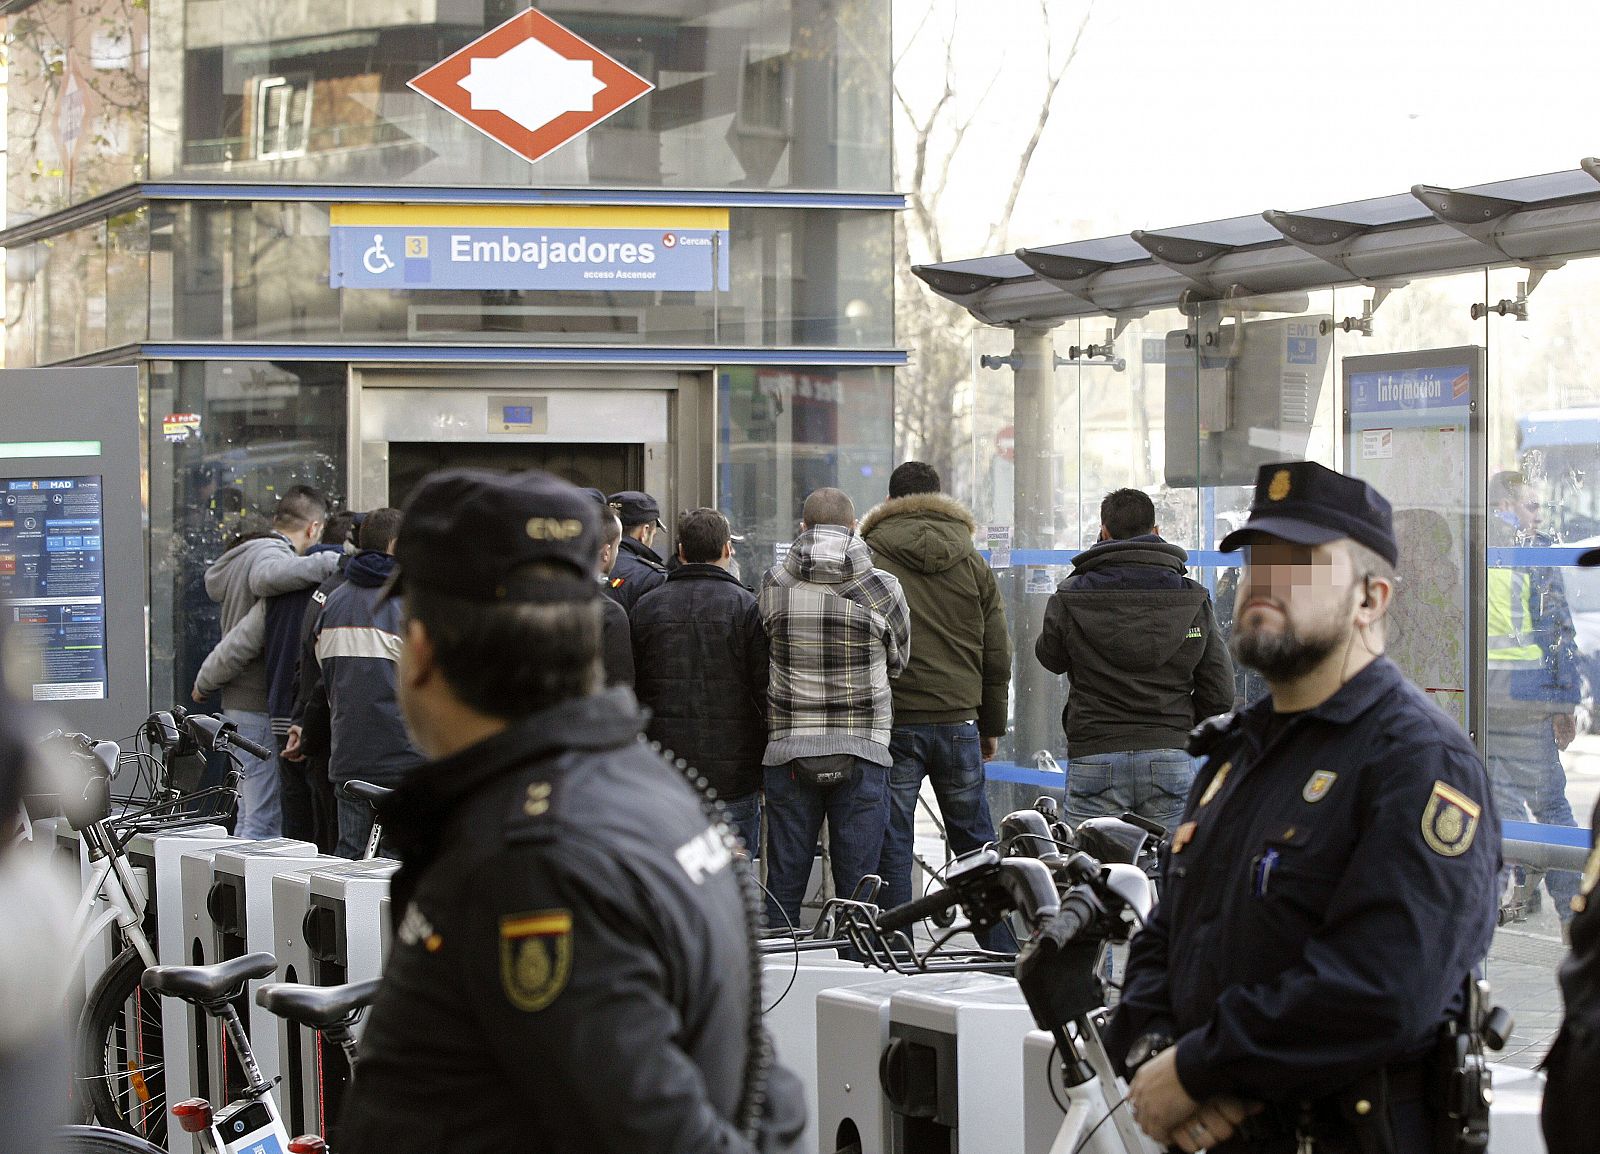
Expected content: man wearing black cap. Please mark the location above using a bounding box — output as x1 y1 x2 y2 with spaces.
1110 460 1500 1154
605 490 669 613
338 469 801 1154
1543 540 1600 1154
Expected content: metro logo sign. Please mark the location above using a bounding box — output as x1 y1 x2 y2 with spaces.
408 8 653 164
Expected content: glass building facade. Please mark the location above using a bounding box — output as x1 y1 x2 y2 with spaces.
2 0 901 706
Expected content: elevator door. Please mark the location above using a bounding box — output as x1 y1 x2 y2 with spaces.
386 442 644 511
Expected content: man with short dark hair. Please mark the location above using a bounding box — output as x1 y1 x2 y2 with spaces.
339 469 802 1153
1036 487 1234 831
1111 461 1499 1154
309 507 423 857
759 487 910 929
861 461 1013 951
632 509 768 853
197 509 354 850
604 490 669 612
202 484 342 837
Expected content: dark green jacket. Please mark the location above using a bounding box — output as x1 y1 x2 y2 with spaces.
860 493 1012 734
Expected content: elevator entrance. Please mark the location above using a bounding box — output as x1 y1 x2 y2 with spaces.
348 366 715 556
386 442 644 511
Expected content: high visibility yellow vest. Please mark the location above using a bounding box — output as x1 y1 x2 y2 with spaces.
1487 568 1544 669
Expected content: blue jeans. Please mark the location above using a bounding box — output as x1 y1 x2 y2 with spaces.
879 723 1014 952
1485 716 1581 919
335 790 376 860
762 759 888 931
721 792 762 858
1066 748 1196 836
226 710 280 840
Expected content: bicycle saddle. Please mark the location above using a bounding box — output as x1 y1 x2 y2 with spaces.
256 978 382 1029
341 779 394 805
142 952 277 1004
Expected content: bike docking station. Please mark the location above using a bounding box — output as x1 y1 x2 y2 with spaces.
760 946 896 1154
207 841 335 1099
292 856 399 1139
816 971 1015 1154
168 837 314 1154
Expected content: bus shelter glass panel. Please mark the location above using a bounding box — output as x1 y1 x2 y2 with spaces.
5 0 151 222
1333 271 1488 741
149 201 893 348
716 365 894 590
1483 258 1600 951
149 0 891 192
146 360 347 710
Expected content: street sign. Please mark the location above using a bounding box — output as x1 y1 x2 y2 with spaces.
409 8 654 164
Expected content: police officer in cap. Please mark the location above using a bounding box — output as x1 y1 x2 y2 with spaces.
1109 460 1500 1153
339 469 803 1153
1543 541 1600 1153
606 490 669 613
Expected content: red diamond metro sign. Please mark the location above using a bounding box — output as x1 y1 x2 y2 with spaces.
408 8 654 165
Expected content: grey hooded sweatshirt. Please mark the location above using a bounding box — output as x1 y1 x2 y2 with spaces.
1035 536 1234 756
203 536 341 713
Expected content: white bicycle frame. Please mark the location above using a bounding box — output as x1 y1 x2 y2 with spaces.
1046 1012 1159 1154
65 819 159 982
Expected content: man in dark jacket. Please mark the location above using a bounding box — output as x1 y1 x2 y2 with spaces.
604 490 669 612
339 468 803 1154
310 508 425 857
1036 488 1234 832
860 462 1013 950
269 511 353 849
199 485 342 837
632 508 768 853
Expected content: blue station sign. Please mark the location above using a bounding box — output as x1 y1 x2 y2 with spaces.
330 204 731 292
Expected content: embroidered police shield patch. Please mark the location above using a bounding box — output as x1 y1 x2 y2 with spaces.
499 910 572 1012
1421 781 1481 858
1302 771 1338 804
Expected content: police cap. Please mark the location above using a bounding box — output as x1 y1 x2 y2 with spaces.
1219 460 1397 567
386 469 599 603
608 490 664 529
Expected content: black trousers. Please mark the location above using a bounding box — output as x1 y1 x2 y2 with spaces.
277 733 337 854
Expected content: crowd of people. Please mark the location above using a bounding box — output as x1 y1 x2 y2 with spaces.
5 456 1583 1152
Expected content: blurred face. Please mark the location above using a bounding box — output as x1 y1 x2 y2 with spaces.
1230 536 1361 680
1503 486 1541 533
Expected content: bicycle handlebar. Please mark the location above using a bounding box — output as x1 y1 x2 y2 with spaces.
878 884 966 933
183 713 271 760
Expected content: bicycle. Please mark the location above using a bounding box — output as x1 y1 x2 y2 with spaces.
30 710 271 1144
776 799 1164 1154
54 952 379 1154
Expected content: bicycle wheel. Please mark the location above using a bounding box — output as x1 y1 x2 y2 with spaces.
55 1125 169 1154
76 947 167 1145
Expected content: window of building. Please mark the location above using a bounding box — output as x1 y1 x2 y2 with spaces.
252 74 314 159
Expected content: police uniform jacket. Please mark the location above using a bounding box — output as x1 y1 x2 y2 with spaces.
1107 657 1501 1118
606 536 668 613
339 687 779 1154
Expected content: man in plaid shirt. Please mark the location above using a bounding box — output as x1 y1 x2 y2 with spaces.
759 488 911 930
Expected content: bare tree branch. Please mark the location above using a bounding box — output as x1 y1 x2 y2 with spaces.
983 0 1092 253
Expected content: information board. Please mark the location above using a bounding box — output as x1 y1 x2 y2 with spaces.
1344 348 1483 735
0 475 109 700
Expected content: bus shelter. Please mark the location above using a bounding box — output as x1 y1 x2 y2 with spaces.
914 163 1600 905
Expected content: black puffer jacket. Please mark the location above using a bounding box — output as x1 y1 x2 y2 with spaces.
1035 536 1234 755
631 564 768 801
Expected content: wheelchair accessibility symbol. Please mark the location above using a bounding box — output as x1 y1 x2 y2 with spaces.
363 234 396 275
